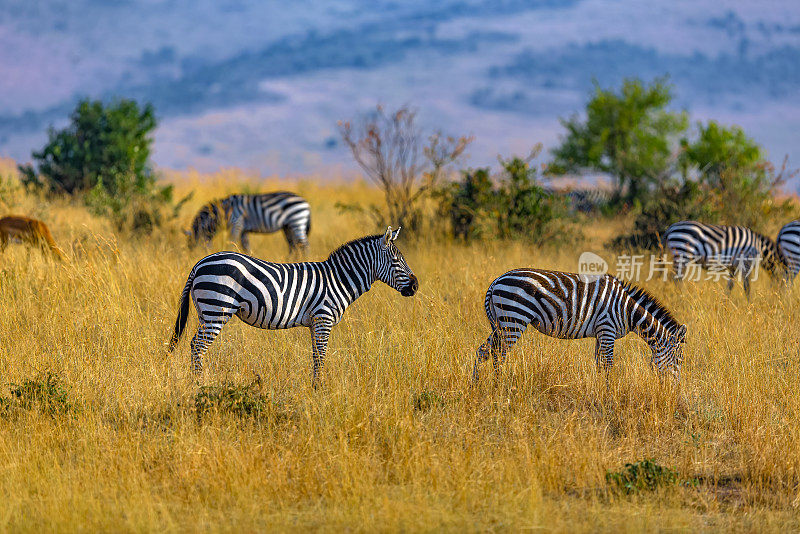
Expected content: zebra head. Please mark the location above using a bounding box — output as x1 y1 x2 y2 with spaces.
650 323 687 378
185 202 221 248
376 226 418 297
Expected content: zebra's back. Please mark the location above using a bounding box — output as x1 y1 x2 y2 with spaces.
665 221 761 259
227 192 311 234
485 268 616 339
191 251 325 330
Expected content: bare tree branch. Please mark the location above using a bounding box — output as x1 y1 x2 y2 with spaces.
339 105 473 229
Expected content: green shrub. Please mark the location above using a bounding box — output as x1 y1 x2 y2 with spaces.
0 372 72 416
495 155 570 242
606 459 679 494
609 180 714 250
611 122 798 251
437 167 494 241
437 148 576 245
193 378 290 423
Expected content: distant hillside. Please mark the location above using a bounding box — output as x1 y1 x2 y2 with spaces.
0 0 798 186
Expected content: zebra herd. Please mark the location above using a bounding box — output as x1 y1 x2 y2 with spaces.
168 191 800 386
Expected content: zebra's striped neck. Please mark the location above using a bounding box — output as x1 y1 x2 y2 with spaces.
619 280 680 345
323 235 383 300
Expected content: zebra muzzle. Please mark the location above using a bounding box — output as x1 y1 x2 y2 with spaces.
401 275 419 297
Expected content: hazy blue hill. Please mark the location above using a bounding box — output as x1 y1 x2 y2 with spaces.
0 0 798 185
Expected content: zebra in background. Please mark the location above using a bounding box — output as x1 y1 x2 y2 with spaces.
542 186 613 214
473 269 687 381
664 221 789 297
168 227 418 386
777 220 800 283
186 192 311 253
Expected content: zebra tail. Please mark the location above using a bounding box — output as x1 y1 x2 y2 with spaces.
483 284 497 327
168 271 195 352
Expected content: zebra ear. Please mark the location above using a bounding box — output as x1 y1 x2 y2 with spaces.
382 226 393 248
391 227 401 241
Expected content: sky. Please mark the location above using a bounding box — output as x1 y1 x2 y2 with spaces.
0 0 798 186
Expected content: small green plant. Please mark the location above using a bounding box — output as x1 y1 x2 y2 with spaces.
1 372 72 416
193 377 289 422
412 390 446 412
606 459 679 494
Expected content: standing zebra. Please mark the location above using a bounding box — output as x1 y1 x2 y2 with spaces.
664 221 788 297
473 269 687 382
186 192 311 253
168 227 418 386
777 220 800 283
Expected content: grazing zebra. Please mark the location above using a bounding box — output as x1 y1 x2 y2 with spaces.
664 221 788 297
473 269 687 382
186 192 311 253
168 227 418 386
777 220 800 283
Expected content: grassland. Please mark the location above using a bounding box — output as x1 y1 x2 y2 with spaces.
0 162 799 532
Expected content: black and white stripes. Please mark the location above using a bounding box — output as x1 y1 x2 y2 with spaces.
664 221 788 296
168 227 418 386
473 269 687 381
187 192 311 252
778 220 800 283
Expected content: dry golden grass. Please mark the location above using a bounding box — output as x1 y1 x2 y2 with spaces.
1 161 800 531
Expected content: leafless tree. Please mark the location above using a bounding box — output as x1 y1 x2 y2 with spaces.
339 105 472 229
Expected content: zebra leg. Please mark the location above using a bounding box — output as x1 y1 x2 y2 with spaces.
473 327 499 383
594 331 615 372
189 316 231 375
309 316 333 389
743 273 751 299
492 325 523 379
672 255 687 282
282 226 297 254
240 232 250 252
228 217 244 250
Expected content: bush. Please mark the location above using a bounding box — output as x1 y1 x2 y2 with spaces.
437 147 576 245
193 378 290 423
19 99 185 233
606 459 679 494
0 372 72 416
495 154 570 242
438 168 494 240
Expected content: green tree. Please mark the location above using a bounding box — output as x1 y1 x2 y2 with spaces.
679 120 763 185
19 99 181 232
20 99 157 195
549 77 688 205
680 121 792 229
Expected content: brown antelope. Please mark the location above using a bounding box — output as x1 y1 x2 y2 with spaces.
0 216 67 261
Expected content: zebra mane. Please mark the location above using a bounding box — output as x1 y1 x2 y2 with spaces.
326 234 383 260
619 280 681 332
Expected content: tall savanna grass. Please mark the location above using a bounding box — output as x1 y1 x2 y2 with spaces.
0 159 799 531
